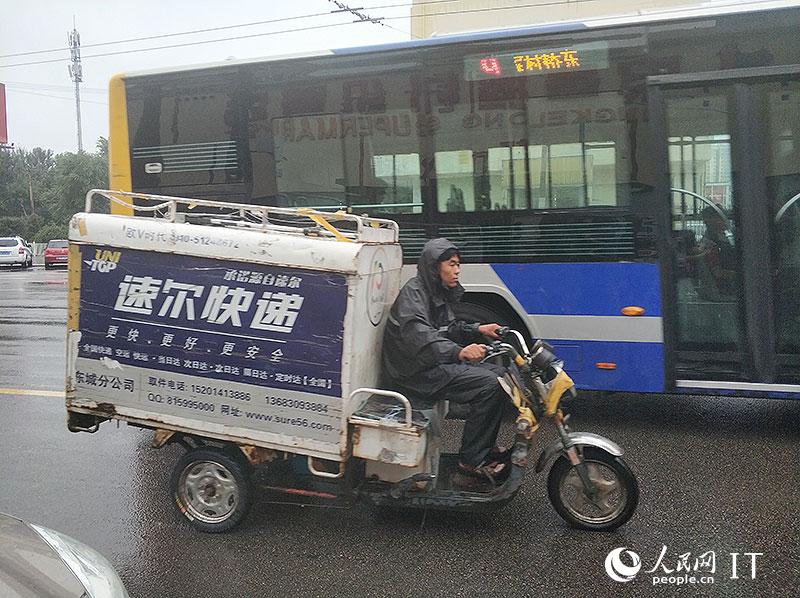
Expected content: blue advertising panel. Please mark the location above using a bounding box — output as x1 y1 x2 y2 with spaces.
77 245 347 398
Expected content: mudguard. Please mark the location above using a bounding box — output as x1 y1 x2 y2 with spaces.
534 432 624 473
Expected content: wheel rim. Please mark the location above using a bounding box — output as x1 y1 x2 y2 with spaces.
558 459 628 524
178 460 239 524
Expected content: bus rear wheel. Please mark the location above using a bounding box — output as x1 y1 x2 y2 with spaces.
455 301 509 330
455 300 529 348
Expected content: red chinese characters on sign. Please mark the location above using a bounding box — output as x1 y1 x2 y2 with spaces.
479 57 503 77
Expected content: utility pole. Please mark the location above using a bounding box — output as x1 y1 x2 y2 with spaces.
0 82 12 151
68 21 83 152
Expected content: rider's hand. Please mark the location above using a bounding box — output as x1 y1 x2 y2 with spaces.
478 323 502 339
459 343 487 362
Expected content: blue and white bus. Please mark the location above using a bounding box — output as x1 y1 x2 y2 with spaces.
107 1 800 397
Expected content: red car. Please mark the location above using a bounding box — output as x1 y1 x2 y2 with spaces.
44 239 69 269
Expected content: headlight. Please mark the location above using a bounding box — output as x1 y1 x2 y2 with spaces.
30 524 129 598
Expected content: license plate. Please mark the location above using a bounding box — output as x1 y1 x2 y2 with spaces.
0 251 10 255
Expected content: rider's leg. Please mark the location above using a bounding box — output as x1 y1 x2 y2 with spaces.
436 363 506 467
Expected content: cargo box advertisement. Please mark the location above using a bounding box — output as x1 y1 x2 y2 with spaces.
71 244 347 444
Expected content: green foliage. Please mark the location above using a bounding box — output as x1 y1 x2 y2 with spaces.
32 221 69 243
0 138 108 241
0 214 44 239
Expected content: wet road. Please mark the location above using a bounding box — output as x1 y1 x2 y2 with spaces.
1 266 799 597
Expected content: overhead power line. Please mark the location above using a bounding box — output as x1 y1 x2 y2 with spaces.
0 20 360 69
0 2 432 60
0 0 781 71
2 81 106 94
0 10 336 60
0 0 580 68
329 0 416 38
0 0 595 70
0 0 598 69
8 89 108 106
330 0 388 25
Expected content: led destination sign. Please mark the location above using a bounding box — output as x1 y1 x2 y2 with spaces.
465 42 609 81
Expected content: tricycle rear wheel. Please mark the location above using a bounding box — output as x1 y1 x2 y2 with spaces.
170 446 251 533
547 446 638 531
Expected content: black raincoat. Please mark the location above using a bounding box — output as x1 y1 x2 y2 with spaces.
381 238 506 466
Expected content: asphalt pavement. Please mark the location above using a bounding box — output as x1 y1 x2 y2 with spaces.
0 265 798 597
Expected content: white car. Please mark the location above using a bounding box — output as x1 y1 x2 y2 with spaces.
0 237 33 268
0 512 130 597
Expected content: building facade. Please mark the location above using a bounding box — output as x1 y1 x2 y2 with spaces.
411 0 714 38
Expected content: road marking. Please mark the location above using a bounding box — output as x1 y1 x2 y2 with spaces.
0 388 63 398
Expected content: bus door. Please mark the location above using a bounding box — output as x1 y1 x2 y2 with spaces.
649 69 800 392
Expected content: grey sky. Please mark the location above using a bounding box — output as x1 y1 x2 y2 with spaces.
0 0 413 154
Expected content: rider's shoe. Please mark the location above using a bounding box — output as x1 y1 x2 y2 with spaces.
457 459 509 486
487 446 512 465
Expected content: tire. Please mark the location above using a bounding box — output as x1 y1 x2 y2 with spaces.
454 301 530 350
170 446 252 533
547 446 639 531
450 301 526 421
453 302 507 330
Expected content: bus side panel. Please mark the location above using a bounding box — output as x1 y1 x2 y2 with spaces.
547 340 665 393
492 262 662 317
491 262 665 393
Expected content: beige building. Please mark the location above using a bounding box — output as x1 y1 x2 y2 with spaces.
411 0 712 37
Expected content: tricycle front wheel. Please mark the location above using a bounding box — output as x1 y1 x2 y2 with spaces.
547 446 638 532
170 446 252 533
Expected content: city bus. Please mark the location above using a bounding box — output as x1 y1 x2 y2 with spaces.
105 0 800 397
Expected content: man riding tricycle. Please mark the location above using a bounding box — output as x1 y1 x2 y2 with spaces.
65 191 639 533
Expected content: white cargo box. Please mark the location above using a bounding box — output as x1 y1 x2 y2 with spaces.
66 190 402 462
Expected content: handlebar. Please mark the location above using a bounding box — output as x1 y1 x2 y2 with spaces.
479 332 562 374
480 340 519 363
491 326 531 355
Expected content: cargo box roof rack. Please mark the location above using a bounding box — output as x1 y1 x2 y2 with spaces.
84 189 399 243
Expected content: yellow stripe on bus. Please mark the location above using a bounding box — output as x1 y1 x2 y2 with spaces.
108 73 133 215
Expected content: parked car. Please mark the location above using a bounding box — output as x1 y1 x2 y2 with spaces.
0 511 129 597
44 239 69 269
0 237 33 269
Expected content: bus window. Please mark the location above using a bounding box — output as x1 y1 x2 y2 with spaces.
271 113 347 208
127 77 245 193
666 89 742 350
766 81 800 354
371 153 422 213
436 150 474 212
525 92 626 209
487 146 526 210
549 143 586 208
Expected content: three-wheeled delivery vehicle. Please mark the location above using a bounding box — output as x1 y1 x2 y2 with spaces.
66 190 639 533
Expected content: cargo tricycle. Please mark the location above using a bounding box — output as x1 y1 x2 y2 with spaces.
66 190 638 533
